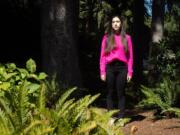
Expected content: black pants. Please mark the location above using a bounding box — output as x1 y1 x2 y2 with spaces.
106 60 127 118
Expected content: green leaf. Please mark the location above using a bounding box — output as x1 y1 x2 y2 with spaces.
78 121 97 133
26 59 36 73
56 87 77 111
26 83 41 94
97 10 103 29
116 118 131 127
38 72 48 80
0 66 6 75
0 82 11 90
125 10 132 17
4 73 17 81
6 63 16 72
17 68 29 79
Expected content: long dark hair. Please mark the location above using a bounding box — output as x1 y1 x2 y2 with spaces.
104 15 128 53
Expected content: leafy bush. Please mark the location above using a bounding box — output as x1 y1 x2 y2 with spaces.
139 78 180 118
0 59 126 135
148 4 180 86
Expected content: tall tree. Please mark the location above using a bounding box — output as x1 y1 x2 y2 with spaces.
151 0 165 43
41 0 81 87
132 0 145 87
147 0 165 85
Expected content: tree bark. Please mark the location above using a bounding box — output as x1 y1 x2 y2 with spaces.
147 0 165 85
132 0 145 86
41 0 81 87
151 0 165 43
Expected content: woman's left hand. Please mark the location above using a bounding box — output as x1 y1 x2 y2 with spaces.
127 75 132 82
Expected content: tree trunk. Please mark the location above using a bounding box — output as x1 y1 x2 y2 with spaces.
132 0 145 87
151 0 165 43
148 0 165 85
41 0 81 87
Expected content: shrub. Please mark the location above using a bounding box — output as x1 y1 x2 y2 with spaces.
0 59 125 135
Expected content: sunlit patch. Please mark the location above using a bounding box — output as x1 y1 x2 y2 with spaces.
56 4 66 21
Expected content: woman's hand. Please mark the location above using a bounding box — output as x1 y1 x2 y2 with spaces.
101 75 106 81
127 75 132 83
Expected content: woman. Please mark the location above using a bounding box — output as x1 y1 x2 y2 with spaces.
99 15 133 118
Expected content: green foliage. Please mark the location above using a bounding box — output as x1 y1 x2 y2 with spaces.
0 59 125 135
79 0 113 33
26 58 36 73
165 4 180 32
0 58 48 134
79 0 133 34
148 30 180 87
139 78 180 118
148 3 180 86
0 59 47 92
150 39 178 78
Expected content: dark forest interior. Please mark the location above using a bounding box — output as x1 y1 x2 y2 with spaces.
0 1 42 70
0 2 179 134
0 0 179 107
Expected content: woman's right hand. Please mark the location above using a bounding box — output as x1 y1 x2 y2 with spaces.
101 75 106 81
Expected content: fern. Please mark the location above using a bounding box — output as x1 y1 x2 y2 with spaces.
140 85 167 109
71 94 100 124
75 120 97 134
0 60 125 135
89 107 124 135
26 126 54 135
55 87 76 111
56 117 72 135
0 98 15 130
16 81 30 129
57 98 75 117
38 127 54 135
23 120 44 134
0 110 11 135
139 78 180 118
37 83 46 112
162 107 180 117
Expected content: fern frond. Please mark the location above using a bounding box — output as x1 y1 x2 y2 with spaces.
56 117 72 135
89 107 124 135
140 82 177 110
72 94 100 124
115 118 131 127
22 115 54 135
0 110 11 135
16 81 30 128
106 110 120 118
76 121 97 134
162 107 180 118
162 79 175 106
89 107 107 115
45 73 57 92
57 98 75 117
0 98 16 129
90 107 119 121
23 120 43 134
96 120 117 135
55 87 76 111
38 83 46 111
27 126 54 135
38 127 54 135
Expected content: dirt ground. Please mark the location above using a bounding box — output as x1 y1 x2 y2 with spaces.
122 109 180 135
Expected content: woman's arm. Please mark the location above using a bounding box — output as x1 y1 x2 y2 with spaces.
100 35 107 79
127 35 133 79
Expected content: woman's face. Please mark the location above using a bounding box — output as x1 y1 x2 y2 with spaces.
112 16 121 32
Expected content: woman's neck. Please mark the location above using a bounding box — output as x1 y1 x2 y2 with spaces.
113 30 120 35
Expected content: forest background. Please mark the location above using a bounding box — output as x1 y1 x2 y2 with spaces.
0 0 179 134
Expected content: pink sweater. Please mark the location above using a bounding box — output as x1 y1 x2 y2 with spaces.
100 34 133 77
